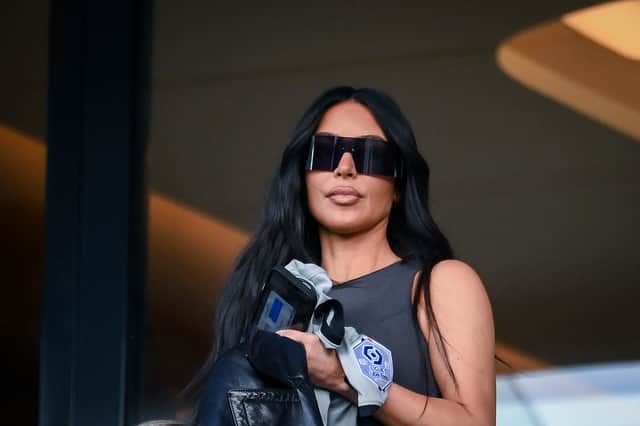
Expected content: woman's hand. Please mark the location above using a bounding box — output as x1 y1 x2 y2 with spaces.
275 329 351 396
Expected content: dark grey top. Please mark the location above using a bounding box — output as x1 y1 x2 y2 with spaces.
327 259 442 402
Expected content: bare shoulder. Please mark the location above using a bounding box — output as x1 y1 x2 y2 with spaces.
428 259 492 313
430 258 483 287
413 258 494 338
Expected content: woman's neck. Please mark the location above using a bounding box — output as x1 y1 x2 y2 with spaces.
318 219 401 283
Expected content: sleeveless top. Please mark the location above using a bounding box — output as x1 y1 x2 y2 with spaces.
327 259 441 424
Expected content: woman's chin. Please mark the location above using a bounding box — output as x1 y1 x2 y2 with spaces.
318 217 375 236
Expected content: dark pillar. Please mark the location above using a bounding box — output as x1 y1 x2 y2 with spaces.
40 1 151 425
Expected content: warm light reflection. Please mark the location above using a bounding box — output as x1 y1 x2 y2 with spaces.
496 18 640 142
0 123 46 341
148 193 248 339
496 342 549 373
563 0 640 61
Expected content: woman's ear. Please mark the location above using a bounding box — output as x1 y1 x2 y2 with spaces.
393 191 401 203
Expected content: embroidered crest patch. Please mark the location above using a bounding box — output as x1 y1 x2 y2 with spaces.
352 335 393 392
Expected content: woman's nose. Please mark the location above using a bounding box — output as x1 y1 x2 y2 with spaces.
334 152 357 178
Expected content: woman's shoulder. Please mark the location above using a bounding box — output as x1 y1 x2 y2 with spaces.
428 258 493 322
413 258 483 288
430 258 484 287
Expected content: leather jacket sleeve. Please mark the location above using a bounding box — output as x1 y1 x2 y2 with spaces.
196 330 324 426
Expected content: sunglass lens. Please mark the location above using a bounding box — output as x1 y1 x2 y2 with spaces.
307 135 336 171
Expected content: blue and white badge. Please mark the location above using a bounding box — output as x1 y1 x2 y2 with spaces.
352 336 393 392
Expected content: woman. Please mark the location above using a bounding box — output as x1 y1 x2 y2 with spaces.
193 86 496 425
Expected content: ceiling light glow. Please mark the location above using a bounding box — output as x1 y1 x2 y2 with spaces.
563 0 640 61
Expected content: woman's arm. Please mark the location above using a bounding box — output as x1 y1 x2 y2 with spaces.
279 259 496 426
380 259 495 425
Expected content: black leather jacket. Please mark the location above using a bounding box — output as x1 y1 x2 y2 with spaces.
196 330 324 426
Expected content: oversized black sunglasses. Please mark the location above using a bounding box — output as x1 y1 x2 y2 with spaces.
305 133 400 178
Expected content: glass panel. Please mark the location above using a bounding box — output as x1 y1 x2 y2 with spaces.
497 362 640 425
0 2 50 424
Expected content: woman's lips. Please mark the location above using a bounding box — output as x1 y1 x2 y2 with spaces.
326 186 362 205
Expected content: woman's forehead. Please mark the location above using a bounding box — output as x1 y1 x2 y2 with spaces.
316 101 386 139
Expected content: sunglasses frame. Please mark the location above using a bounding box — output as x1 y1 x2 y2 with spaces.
305 133 401 178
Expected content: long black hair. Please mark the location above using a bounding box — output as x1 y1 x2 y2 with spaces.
186 86 462 403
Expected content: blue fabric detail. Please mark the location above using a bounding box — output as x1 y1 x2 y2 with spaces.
269 298 283 322
353 337 393 392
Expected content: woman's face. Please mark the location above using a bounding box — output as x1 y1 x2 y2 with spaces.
305 101 397 235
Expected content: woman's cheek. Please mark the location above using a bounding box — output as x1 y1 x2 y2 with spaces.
305 181 326 219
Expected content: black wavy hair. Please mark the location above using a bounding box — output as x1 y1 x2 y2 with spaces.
185 86 464 407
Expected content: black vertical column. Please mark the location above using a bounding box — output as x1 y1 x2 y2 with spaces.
40 1 151 425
